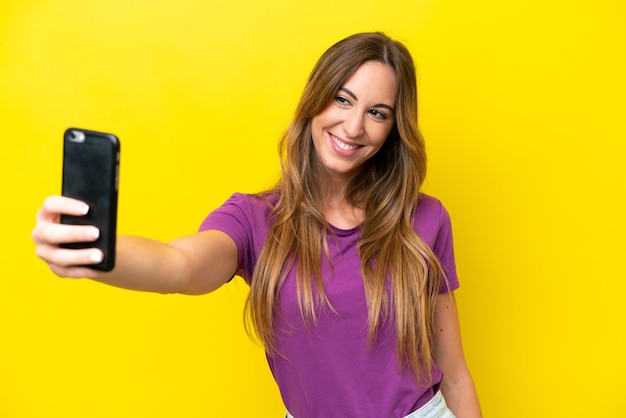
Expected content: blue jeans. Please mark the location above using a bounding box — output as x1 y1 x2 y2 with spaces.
285 390 456 418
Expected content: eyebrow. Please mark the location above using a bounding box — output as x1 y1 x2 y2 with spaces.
339 87 395 113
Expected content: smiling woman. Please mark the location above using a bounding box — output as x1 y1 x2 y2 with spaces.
311 61 397 185
32 32 481 418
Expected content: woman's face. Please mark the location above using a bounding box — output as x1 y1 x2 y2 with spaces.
311 60 397 182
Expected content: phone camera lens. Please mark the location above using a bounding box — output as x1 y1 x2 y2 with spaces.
69 130 86 143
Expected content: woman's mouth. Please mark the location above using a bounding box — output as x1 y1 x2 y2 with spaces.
330 133 360 151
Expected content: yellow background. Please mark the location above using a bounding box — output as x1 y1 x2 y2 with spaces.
1 0 624 416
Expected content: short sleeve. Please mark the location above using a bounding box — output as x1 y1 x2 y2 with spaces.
198 193 268 282
414 194 460 294
432 204 460 293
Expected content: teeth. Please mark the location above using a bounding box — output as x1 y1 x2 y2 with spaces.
331 134 359 151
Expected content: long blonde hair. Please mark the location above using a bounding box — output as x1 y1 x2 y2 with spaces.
245 32 446 383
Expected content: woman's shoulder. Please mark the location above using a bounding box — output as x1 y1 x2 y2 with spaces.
417 192 441 206
223 192 279 210
199 192 277 234
414 192 452 236
210 192 279 228
416 192 448 217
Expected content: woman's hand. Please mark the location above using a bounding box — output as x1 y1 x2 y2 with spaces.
32 195 104 279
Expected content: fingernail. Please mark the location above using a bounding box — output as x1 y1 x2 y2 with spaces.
86 228 100 239
90 251 103 263
78 204 89 215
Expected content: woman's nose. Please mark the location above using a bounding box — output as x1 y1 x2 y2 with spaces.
343 110 364 138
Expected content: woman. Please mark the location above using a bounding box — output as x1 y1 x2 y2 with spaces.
33 32 481 418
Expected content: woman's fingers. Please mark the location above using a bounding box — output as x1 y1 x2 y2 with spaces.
36 195 89 223
35 243 104 271
34 241 105 279
33 195 103 278
32 195 96 245
32 222 99 245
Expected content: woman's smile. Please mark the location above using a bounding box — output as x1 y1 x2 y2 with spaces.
329 132 361 154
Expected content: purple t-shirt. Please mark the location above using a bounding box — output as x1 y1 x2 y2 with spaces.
199 193 460 418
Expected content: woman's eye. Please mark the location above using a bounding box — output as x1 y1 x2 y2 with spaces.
369 109 387 120
334 96 350 106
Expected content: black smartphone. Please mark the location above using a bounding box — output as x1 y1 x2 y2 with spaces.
61 128 120 271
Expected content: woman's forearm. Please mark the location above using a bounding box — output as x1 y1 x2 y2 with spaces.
87 235 191 293
441 373 482 418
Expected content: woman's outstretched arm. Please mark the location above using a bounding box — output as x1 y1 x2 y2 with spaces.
32 195 238 295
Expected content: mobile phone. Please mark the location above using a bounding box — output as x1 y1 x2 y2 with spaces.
61 128 120 271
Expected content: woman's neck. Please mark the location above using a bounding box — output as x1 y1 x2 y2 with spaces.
318 174 364 229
